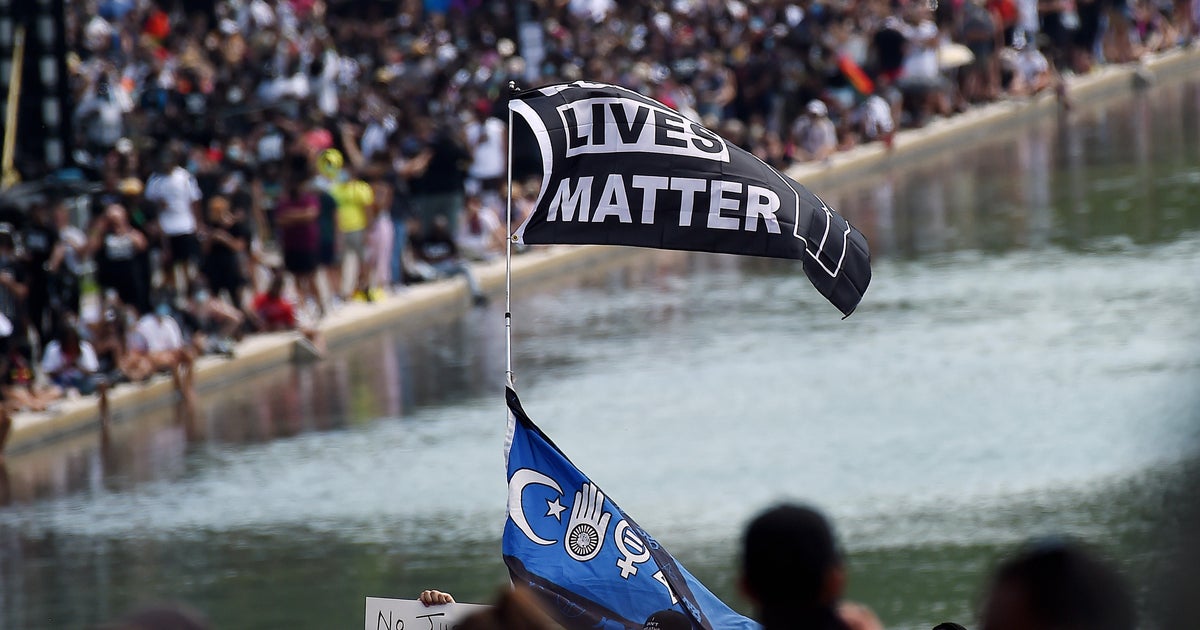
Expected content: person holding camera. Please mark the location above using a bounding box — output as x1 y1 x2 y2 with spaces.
88 204 150 316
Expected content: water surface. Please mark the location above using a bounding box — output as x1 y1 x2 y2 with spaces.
1 81 1198 630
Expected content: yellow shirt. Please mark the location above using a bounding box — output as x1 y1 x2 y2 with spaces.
331 179 374 233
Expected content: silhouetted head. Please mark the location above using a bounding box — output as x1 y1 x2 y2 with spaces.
96 602 210 630
457 587 558 630
643 609 694 630
981 539 1135 630
740 504 844 612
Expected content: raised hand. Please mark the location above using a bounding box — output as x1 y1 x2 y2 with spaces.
564 482 611 562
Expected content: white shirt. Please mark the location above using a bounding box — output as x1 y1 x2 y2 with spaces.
858 94 895 139
59 224 89 274
467 117 507 180
902 20 941 80
135 314 186 352
145 166 200 236
457 207 502 260
41 340 100 374
1016 48 1050 84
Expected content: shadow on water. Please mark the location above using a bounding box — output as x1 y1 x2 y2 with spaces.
1 81 1199 629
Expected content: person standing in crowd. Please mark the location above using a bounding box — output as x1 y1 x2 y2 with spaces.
313 149 342 307
896 3 953 126
330 165 375 303
0 226 28 343
48 202 88 324
960 0 1003 103
20 203 60 342
389 139 432 289
201 197 249 310
274 157 323 316
740 504 883 630
145 146 203 294
410 117 471 236
89 168 126 223
88 204 149 316
465 100 507 209
364 164 395 299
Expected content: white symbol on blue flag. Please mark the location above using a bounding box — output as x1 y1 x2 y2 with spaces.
614 520 652 579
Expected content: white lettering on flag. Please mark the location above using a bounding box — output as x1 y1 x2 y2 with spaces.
631 175 669 224
707 181 743 230
542 175 782 233
557 97 730 163
593 174 632 223
746 185 782 234
670 178 707 227
548 176 593 222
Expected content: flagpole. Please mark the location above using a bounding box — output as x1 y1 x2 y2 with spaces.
505 81 518 388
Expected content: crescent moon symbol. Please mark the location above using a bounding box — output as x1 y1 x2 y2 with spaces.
508 468 563 546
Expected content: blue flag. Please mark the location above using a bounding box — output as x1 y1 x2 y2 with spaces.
503 387 760 630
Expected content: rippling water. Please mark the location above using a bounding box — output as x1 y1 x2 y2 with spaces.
1 82 1198 629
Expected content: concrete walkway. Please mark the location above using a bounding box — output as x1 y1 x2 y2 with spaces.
5 46 1198 454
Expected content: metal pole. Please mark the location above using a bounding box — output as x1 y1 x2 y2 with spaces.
505 81 517 388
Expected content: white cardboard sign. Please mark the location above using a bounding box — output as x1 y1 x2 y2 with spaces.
365 597 488 630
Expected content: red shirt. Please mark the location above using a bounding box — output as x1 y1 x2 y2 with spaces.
253 293 296 330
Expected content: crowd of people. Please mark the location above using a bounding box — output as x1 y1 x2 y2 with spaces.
0 0 1197 445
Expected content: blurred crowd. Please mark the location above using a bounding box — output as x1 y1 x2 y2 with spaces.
0 0 1196 440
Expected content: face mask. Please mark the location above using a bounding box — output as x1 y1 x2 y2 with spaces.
195 290 210 303
155 303 172 317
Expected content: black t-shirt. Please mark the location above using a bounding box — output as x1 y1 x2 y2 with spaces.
22 224 59 273
0 255 28 323
874 26 907 73
90 189 123 221
203 220 249 283
410 230 458 264
389 172 413 222
411 132 470 196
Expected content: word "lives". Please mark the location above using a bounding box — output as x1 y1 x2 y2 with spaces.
556 97 731 162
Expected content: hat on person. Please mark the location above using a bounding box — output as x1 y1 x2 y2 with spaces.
806 99 828 117
642 610 693 630
118 177 144 196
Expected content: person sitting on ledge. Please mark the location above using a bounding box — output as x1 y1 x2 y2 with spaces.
249 270 325 354
0 335 62 414
131 300 196 404
40 321 110 417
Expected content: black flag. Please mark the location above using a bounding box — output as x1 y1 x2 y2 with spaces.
509 81 871 316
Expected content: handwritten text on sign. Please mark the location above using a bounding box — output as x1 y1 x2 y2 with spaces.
365 597 488 630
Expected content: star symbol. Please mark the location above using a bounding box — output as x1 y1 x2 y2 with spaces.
545 497 567 521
